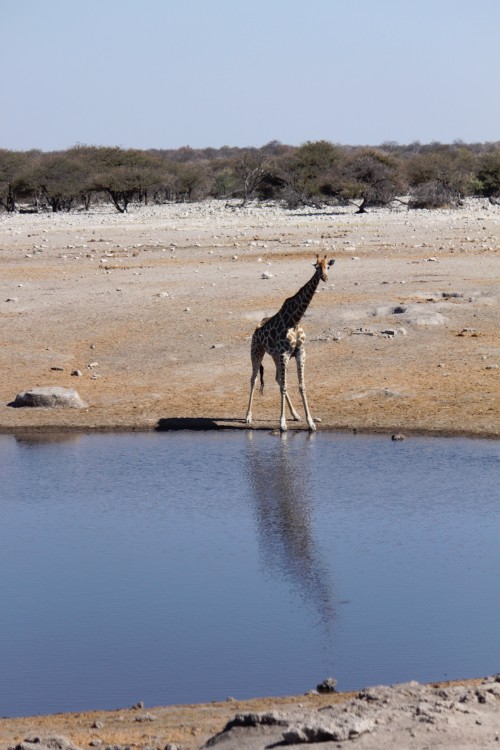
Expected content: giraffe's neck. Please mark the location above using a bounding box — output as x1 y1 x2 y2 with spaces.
276 268 322 329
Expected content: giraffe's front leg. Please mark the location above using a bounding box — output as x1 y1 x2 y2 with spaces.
295 347 316 431
285 393 301 421
283 330 301 421
277 353 291 432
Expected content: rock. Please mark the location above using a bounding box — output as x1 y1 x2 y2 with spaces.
353 327 376 336
457 328 478 337
392 433 406 441
207 709 374 747
11 387 88 409
261 271 273 279
71 370 83 377
11 738 83 750
404 312 447 326
283 715 375 744
316 677 337 693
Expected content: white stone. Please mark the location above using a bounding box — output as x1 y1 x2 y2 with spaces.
13 387 88 409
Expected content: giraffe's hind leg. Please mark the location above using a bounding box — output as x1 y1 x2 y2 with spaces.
245 342 265 426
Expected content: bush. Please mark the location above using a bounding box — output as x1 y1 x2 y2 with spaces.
406 147 476 208
475 151 500 197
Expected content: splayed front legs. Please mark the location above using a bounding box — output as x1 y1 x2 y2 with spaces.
277 352 314 432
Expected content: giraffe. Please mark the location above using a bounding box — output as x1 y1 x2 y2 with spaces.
245 255 335 432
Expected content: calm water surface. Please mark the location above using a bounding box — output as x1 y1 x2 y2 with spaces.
0 430 499 717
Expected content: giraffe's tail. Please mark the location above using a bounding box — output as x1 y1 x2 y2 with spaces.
259 364 264 395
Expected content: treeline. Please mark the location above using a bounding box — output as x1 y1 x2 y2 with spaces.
1 140 499 214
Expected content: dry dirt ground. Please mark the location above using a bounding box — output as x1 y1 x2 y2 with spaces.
0 200 499 749
0 199 498 436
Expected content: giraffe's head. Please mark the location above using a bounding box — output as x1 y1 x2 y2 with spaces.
314 255 335 282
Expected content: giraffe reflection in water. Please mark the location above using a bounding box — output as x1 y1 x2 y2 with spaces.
246 431 335 637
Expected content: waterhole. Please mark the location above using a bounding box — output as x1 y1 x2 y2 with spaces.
1 430 499 716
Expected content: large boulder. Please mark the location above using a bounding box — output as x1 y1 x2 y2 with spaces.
12 387 88 409
11 738 83 750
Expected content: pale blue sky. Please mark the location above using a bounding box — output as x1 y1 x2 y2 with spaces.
2 0 499 151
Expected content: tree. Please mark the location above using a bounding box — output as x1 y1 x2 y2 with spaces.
210 165 237 199
231 149 268 205
272 140 341 207
475 150 500 198
335 149 404 212
31 152 89 212
0 150 33 211
88 147 163 212
173 161 210 201
406 146 476 208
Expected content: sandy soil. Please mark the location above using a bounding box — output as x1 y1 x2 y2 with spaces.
0 199 498 436
0 200 499 749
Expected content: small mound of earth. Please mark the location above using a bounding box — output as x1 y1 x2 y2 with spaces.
403 312 448 326
11 387 88 409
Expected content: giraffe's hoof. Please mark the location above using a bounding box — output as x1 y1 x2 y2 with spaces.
308 423 317 432
280 424 288 432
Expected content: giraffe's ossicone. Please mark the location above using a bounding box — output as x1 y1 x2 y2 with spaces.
245 255 335 432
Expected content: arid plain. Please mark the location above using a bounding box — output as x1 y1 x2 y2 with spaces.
0 199 498 436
